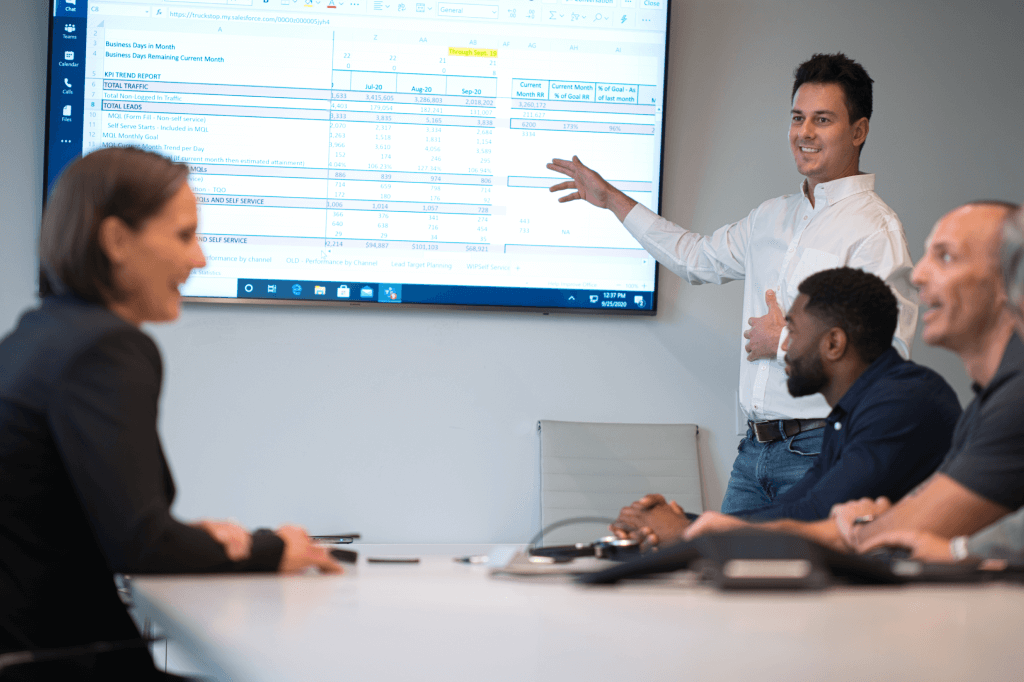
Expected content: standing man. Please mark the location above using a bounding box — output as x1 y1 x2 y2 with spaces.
548 53 917 513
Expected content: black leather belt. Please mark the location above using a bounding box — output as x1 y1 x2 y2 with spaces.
749 418 828 443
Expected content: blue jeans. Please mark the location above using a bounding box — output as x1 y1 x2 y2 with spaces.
720 426 824 514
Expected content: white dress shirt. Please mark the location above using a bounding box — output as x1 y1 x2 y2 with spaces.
622 173 918 422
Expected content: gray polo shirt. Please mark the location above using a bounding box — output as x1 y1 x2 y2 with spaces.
940 333 1024 510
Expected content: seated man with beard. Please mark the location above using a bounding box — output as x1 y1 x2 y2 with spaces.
614 267 961 546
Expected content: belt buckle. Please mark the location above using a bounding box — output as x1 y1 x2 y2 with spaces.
753 421 773 443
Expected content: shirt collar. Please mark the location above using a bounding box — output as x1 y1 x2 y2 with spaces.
971 332 1024 398
800 173 876 209
829 346 905 420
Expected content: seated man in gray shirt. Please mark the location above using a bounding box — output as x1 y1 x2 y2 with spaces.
855 205 1024 564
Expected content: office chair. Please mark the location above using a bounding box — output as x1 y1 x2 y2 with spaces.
537 420 703 545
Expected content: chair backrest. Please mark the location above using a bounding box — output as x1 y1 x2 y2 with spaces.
538 420 702 545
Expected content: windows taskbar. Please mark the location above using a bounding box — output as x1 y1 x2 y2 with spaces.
221 279 655 313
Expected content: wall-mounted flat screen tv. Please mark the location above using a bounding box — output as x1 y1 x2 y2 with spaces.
46 0 670 314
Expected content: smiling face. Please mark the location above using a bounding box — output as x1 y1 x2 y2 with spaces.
104 183 206 325
911 205 1009 353
782 294 830 398
790 82 868 189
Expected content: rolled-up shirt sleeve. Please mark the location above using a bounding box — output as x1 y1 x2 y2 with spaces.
622 203 751 285
49 329 283 574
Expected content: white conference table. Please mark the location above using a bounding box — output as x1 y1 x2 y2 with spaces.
130 543 1024 681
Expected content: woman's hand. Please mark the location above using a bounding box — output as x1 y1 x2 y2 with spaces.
276 525 343 574
193 519 252 561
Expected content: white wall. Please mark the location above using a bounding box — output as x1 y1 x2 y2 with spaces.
2 0 1022 542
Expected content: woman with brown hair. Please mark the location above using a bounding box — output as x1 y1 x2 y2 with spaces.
0 147 339 680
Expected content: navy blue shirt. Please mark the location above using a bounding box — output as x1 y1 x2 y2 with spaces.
736 348 962 521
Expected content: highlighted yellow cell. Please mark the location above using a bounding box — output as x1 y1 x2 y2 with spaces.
448 47 498 58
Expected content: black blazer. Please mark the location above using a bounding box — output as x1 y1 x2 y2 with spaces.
0 295 283 679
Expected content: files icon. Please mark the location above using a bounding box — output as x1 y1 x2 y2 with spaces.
314 285 326 296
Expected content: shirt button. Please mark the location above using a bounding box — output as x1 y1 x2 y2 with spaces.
803 216 808 220
834 422 842 431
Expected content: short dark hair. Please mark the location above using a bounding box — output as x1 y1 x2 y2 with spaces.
797 267 897 364
39 147 189 303
792 53 873 124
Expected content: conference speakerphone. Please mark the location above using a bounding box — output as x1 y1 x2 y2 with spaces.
46 0 670 314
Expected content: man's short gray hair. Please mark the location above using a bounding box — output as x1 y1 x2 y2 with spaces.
1001 206 1024 310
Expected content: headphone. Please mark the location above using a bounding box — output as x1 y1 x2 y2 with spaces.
1002 208 1024 311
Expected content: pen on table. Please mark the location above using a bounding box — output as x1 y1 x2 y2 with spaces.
453 555 489 564
311 534 360 544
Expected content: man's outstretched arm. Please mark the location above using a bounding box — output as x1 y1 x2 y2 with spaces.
684 512 846 551
547 155 637 221
836 473 1011 552
687 474 1010 554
